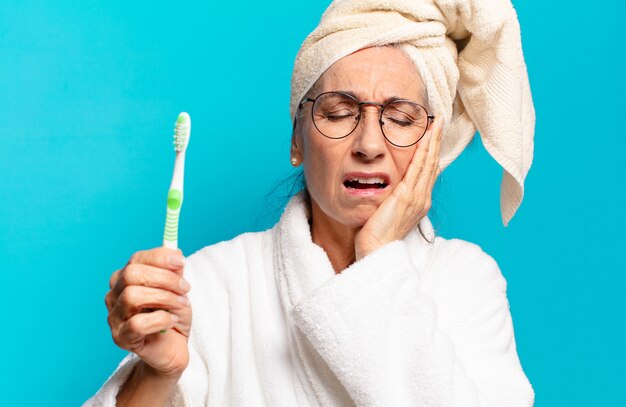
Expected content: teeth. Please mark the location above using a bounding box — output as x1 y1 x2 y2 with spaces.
349 177 385 184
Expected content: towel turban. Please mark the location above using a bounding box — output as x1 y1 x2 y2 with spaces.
290 0 535 226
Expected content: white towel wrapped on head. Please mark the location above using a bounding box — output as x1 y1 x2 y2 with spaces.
290 0 535 226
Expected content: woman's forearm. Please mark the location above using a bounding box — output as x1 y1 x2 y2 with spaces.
116 361 181 407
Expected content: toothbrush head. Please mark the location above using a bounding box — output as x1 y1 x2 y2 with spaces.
173 112 191 152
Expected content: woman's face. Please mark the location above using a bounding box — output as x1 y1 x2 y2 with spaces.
293 46 429 228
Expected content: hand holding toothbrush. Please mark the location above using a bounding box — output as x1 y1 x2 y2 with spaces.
104 113 193 391
105 247 192 378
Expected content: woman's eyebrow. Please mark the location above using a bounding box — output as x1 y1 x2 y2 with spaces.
337 90 411 104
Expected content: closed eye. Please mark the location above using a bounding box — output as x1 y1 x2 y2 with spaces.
324 111 357 121
387 117 415 127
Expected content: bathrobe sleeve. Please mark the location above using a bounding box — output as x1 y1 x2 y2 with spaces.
81 352 187 406
289 239 535 406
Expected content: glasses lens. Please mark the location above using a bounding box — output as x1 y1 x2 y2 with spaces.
381 102 429 147
312 93 359 139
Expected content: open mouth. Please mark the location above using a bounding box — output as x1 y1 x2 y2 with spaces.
343 176 389 190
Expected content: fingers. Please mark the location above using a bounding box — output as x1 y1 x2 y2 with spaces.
402 129 431 187
129 247 186 272
427 119 444 191
403 116 443 189
109 268 121 290
105 248 190 312
111 263 190 298
107 246 185 303
113 285 189 321
418 116 442 191
114 310 178 350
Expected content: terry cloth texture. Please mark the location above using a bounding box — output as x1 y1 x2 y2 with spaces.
84 193 534 406
290 0 535 226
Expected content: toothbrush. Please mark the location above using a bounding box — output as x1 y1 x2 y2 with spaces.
163 112 191 250
160 112 190 333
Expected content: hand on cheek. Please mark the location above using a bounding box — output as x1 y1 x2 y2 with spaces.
354 116 443 260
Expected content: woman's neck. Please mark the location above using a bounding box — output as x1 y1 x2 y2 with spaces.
309 199 358 274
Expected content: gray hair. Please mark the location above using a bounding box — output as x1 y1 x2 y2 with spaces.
294 43 431 129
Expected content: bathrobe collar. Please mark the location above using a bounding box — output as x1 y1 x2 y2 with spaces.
273 192 435 313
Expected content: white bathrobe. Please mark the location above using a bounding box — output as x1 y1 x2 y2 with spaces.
84 193 534 406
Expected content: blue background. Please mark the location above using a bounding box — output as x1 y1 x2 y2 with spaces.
1 1 624 405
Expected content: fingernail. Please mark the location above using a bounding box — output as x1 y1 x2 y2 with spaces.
169 255 186 267
179 278 191 291
177 295 189 305
170 313 179 324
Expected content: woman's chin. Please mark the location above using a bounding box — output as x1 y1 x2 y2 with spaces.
341 206 378 228
310 194 379 229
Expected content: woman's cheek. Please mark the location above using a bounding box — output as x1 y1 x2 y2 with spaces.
303 158 324 198
395 150 415 180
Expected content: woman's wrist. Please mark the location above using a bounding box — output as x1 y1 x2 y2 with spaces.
116 361 182 407
356 237 406 262
140 360 184 382
354 235 380 262
355 246 371 262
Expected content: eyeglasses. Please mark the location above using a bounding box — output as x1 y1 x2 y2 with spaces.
298 91 434 148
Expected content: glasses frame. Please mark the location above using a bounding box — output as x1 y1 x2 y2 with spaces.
298 91 435 148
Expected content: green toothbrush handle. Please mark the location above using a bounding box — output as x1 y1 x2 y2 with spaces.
163 188 183 249
160 188 183 333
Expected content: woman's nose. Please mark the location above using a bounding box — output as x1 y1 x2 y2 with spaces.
351 106 386 161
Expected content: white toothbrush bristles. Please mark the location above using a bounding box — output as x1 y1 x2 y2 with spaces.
173 112 191 152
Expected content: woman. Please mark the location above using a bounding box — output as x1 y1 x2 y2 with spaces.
86 0 535 405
